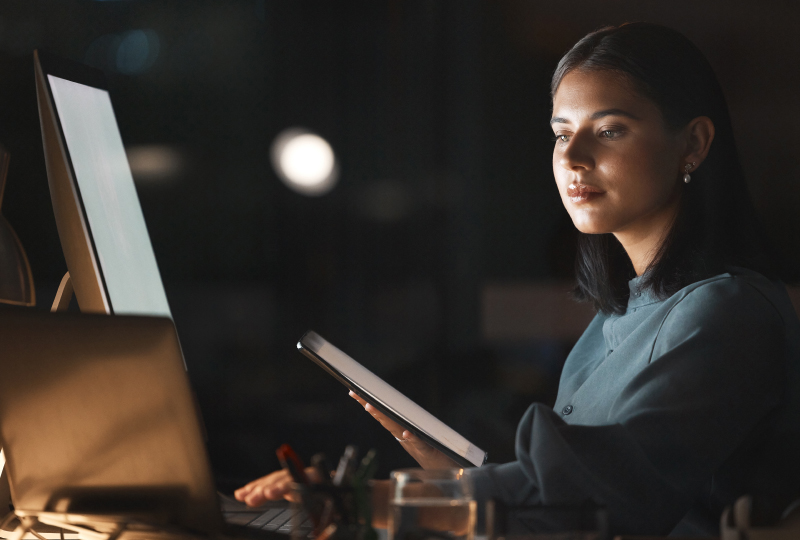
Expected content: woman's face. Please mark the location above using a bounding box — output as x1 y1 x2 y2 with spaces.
551 69 685 240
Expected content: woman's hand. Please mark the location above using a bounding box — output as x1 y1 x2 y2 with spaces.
234 466 319 507
349 391 460 470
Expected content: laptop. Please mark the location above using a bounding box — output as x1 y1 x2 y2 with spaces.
0 308 306 539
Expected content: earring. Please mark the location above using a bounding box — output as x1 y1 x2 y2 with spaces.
683 162 695 184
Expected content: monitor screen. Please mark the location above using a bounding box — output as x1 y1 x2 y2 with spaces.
47 74 171 318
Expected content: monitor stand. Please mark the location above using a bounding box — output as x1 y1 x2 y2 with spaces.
50 272 73 312
0 449 9 515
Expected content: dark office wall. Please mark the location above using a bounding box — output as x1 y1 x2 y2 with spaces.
1 0 799 489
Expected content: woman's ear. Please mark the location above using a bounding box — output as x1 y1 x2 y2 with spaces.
683 116 715 167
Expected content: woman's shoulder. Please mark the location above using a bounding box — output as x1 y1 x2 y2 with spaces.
665 267 795 330
647 269 797 377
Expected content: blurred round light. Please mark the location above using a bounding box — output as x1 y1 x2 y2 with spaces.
280 135 333 185
116 29 160 74
85 29 159 74
271 128 338 196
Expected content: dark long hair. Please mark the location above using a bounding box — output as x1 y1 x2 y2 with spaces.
552 23 778 315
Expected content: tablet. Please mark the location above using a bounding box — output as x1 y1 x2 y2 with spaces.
297 331 487 468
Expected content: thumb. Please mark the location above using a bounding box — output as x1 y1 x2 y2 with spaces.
400 431 436 456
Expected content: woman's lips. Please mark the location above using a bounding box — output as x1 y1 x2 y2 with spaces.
567 183 604 203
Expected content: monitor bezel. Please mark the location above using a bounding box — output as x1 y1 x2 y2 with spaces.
35 50 114 313
37 50 108 92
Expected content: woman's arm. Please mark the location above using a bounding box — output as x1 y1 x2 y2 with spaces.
470 278 787 535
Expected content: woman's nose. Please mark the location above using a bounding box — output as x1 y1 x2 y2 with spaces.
558 132 595 172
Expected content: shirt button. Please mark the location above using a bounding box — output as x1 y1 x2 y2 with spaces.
562 405 573 415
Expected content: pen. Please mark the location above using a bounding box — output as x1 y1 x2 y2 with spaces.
276 444 310 484
354 449 378 483
277 444 324 533
332 445 357 487
310 452 335 535
311 452 332 484
315 523 337 540
354 449 378 540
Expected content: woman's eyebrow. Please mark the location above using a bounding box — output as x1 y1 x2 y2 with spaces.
590 108 640 120
550 108 640 125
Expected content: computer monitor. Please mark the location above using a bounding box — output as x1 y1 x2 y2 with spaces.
34 50 171 318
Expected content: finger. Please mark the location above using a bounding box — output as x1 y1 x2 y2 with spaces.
396 430 431 454
235 477 267 501
304 465 322 483
252 464 325 505
238 471 280 495
397 431 461 469
364 403 407 438
350 392 384 416
245 477 291 506
403 431 439 457
349 392 408 438
244 487 268 507
236 470 293 506
234 485 252 501
349 391 368 406
401 430 427 446
236 476 266 496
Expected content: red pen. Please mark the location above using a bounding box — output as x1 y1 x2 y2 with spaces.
276 443 310 484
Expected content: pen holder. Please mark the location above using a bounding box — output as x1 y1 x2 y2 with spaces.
290 483 375 540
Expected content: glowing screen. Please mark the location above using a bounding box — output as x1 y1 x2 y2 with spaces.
48 75 171 318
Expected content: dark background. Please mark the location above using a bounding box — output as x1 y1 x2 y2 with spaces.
1 0 799 491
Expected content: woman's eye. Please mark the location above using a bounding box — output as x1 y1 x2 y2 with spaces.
599 129 621 139
552 134 570 143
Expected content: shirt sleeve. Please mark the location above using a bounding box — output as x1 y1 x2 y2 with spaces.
468 278 786 535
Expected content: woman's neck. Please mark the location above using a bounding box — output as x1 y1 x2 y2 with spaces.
614 198 680 276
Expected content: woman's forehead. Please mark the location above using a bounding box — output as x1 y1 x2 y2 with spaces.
551 69 660 123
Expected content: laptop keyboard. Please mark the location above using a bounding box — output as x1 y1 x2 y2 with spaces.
218 493 313 535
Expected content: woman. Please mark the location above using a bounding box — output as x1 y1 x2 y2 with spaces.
236 23 800 536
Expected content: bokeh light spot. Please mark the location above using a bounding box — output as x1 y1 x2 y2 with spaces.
270 129 338 196
126 145 184 184
116 30 160 74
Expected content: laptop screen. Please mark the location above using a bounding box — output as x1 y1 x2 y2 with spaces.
47 74 171 318
0 310 219 532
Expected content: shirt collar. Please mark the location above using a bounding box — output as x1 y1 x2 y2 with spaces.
627 274 659 309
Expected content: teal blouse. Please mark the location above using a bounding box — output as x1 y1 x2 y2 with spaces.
470 269 800 537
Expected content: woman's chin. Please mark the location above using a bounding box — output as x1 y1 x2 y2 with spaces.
571 220 612 235
566 207 614 235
